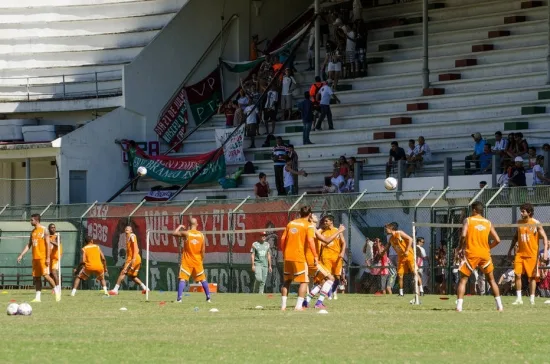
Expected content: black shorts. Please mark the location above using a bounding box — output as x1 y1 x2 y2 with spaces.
264 109 277 122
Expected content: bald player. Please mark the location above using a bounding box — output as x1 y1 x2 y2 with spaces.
456 201 503 312
172 218 212 303
17 214 60 302
508 203 548 305
109 226 149 295
71 236 109 296
280 206 318 311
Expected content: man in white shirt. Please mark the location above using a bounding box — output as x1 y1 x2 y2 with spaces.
281 68 296 121
330 169 345 193
264 86 278 135
315 79 340 131
343 24 357 78
244 100 258 149
407 136 431 177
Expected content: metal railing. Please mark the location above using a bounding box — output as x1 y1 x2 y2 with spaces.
0 70 122 102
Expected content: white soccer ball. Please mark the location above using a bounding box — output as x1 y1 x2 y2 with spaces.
137 166 147 176
17 303 32 316
6 303 19 316
384 177 398 190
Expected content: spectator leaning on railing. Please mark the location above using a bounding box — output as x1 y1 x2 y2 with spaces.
475 143 493 175
464 132 486 174
407 136 431 177
386 141 406 178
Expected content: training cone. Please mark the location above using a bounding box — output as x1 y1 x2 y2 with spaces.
317 309 329 314
119 307 128 311
209 308 219 312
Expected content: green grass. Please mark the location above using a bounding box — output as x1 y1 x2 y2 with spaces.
1 290 549 363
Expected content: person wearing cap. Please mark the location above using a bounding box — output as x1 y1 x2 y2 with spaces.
465 132 486 174
251 232 272 294
315 79 340 131
507 156 526 187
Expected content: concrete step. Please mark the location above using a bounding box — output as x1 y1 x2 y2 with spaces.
0 0 151 9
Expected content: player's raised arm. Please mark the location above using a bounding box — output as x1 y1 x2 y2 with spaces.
315 225 345 245
171 224 188 237
489 223 501 249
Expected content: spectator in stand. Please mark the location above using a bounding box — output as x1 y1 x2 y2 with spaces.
237 89 250 111
354 19 367 77
406 139 415 159
315 79 340 131
244 100 259 149
283 157 306 195
250 34 266 61
330 169 345 193
506 132 529 161
407 136 431 177
322 176 338 193
297 91 314 145
309 76 324 123
527 146 537 172
342 23 357 79
263 84 278 135
492 131 508 157
254 172 271 198
323 40 342 88
218 100 236 128
271 136 289 196
464 132 486 174
343 170 354 192
507 156 527 187
543 143 550 152
288 145 301 193
281 68 296 121
372 238 390 294
348 156 357 173
234 101 244 126
475 143 493 174
479 181 487 189
386 141 407 178
532 155 550 186
335 156 349 176
306 27 315 71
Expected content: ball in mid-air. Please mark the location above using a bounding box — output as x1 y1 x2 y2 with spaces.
17 303 32 316
384 177 398 190
6 303 19 316
137 166 147 176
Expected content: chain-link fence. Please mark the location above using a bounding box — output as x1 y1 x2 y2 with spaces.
2 186 550 295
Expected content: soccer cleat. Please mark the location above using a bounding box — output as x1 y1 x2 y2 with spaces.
497 307 504 312
512 299 523 305
175 299 182 303
281 307 286 311
302 301 308 308
398 294 404 297
456 308 462 312
206 298 212 303
108 290 119 296
141 288 150 294
314 303 327 309
294 307 304 311
103 291 109 297
31 298 41 303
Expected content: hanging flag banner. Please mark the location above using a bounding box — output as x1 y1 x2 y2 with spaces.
154 87 189 145
184 68 222 125
215 126 245 164
132 146 226 185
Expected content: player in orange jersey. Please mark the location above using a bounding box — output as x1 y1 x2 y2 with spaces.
320 215 347 300
172 218 212 303
71 236 109 296
384 222 423 298
456 201 503 312
280 206 318 311
507 203 548 305
17 214 59 302
109 226 149 295
48 223 62 295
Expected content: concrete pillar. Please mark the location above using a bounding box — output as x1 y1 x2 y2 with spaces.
314 0 321 78
25 158 31 205
547 2 550 84
422 0 430 89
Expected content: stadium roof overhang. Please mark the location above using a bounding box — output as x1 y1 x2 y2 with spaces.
0 142 57 160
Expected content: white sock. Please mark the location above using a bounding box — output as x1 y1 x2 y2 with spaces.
516 290 522 299
456 298 463 311
306 285 321 303
399 289 404 295
113 284 120 292
419 285 424 293
318 280 333 303
140 283 147 290
71 288 76 296
495 296 503 309
530 294 535 302
281 296 288 309
35 291 41 300
295 297 305 309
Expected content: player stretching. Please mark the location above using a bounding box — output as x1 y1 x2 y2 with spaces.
17 214 60 302
109 226 148 295
71 236 109 296
48 223 62 295
456 201 503 312
280 206 318 311
171 218 212 303
384 222 423 297
305 215 345 309
508 203 548 305
320 215 347 300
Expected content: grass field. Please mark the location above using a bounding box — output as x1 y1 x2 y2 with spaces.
1 290 548 363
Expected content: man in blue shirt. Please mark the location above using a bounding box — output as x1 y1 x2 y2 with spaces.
475 143 492 174
297 92 314 145
465 132 486 174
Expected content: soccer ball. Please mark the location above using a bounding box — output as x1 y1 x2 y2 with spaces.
384 177 398 190
6 303 19 316
17 303 32 316
137 166 147 176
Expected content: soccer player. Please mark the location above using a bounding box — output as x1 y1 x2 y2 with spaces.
280 206 318 311
384 222 423 297
172 218 212 303
109 226 148 295
508 203 548 305
456 201 503 312
71 236 109 296
17 214 60 302
320 215 347 300
48 223 62 295
251 232 272 294
305 214 345 309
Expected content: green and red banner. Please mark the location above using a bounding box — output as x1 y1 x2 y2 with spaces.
185 68 222 125
154 87 189 145
132 146 226 185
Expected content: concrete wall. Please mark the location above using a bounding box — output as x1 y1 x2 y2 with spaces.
0 158 56 205
54 107 145 204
